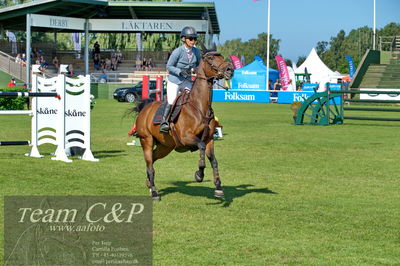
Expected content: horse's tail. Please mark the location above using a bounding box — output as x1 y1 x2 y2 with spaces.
128 99 154 115
135 99 154 113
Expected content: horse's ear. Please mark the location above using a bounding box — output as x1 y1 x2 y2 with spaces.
200 43 207 54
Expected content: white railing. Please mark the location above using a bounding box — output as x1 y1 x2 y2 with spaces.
0 50 26 82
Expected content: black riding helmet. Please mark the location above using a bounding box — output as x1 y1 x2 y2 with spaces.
180 26 198 38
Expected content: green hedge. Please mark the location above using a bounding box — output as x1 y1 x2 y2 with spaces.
0 87 28 110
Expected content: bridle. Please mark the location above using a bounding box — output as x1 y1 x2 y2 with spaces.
199 51 233 81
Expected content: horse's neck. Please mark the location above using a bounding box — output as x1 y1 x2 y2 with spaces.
189 65 212 114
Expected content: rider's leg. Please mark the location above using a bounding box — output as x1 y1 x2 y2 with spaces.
160 80 178 133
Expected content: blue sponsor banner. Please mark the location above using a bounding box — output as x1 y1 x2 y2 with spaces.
277 91 342 104
277 91 314 103
302 83 341 92
346 56 355 78
213 89 270 103
231 75 266 90
329 84 341 91
302 83 319 91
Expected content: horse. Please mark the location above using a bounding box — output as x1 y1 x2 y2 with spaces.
132 44 233 200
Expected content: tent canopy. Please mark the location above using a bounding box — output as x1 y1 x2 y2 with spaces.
295 48 335 86
231 60 279 90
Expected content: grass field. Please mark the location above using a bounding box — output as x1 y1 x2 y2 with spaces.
1 100 399 265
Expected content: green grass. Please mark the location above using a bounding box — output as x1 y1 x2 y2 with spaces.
0 70 23 87
1 100 400 265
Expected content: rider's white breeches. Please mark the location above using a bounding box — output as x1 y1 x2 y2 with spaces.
166 79 193 104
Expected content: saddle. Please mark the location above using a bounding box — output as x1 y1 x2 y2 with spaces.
153 90 190 125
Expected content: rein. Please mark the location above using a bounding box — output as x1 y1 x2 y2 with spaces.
180 52 230 142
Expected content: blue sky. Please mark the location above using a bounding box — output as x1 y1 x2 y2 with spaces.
184 0 400 62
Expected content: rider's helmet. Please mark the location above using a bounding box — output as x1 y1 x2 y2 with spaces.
180 26 198 39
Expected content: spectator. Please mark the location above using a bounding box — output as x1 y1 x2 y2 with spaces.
105 57 111 71
15 54 22 64
7 78 16 87
111 56 118 71
296 84 303 91
94 42 100 56
52 56 60 72
99 69 108 83
93 54 100 71
100 58 106 70
274 79 282 91
146 58 153 71
39 55 48 70
135 57 142 71
116 51 122 63
21 53 27 66
142 57 147 70
66 64 74 77
268 79 273 90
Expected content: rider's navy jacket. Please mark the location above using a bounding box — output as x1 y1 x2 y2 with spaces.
166 45 201 84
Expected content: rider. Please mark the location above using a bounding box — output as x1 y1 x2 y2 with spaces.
159 26 202 133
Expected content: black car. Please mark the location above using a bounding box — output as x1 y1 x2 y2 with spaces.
113 80 158 103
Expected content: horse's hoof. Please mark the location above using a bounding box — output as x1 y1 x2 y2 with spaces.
194 171 204 182
214 190 224 198
152 195 161 201
151 191 161 201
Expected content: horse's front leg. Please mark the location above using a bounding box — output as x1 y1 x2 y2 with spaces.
140 136 160 200
206 139 224 198
194 141 206 182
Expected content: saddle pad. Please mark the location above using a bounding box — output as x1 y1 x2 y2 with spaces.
152 102 166 125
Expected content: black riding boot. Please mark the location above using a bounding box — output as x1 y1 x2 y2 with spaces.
159 104 172 133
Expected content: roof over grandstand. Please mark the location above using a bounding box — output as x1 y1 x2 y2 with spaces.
0 0 220 34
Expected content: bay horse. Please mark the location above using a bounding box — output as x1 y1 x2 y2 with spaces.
133 44 233 200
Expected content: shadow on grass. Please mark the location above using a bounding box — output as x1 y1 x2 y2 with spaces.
159 181 276 207
92 150 126 158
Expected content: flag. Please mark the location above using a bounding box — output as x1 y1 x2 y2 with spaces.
230 55 243 69
346 56 355 78
275 56 291 91
7 31 17 54
71 33 81 51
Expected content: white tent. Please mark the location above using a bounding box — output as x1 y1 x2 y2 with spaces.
295 48 335 90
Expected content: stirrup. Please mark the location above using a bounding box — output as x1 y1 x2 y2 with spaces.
159 123 170 133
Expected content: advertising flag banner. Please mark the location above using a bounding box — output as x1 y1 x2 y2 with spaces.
346 56 355 78
275 56 291 91
230 55 243 69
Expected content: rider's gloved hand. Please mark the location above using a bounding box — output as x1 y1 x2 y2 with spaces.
180 69 192 77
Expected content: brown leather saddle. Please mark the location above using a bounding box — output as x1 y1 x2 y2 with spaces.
152 90 190 125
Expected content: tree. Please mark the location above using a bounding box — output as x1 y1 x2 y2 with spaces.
218 33 281 69
296 56 306 66
316 41 328 55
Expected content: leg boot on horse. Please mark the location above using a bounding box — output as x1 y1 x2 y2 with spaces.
159 104 172 133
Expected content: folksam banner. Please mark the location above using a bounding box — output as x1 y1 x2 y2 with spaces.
213 90 270 103
230 55 243 69
275 56 291 91
346 56 355 78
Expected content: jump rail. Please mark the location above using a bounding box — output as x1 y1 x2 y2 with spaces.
295 88 400 125
0 92 59 98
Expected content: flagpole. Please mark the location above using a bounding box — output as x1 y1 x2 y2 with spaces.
266 0 271 92
373 0 376 50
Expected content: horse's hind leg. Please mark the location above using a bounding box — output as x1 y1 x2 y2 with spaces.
206 140 224 198
194 141 206 182
140 136 160 200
